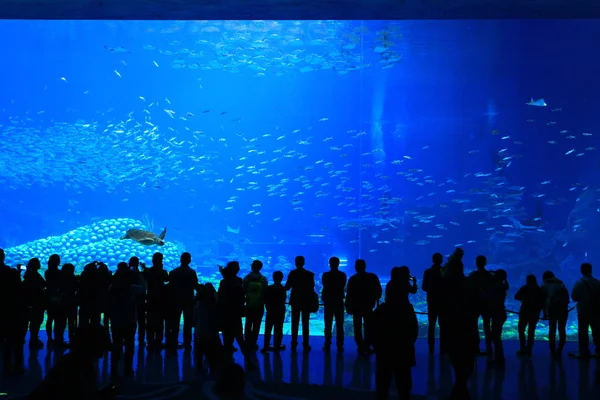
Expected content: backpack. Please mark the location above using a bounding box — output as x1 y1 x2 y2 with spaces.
245 277 265 309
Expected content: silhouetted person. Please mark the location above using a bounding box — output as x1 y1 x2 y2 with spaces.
372 277 418 400
217 261 246 354
44 254 63 347
346 259 382 355
97 262 112 339
27 323 113 400
2 264 27 374
243 259 268 350
144 252 169 351
262 270 287 353
58 263 79 346
129 256 147 347
109 262 146 378
169 252 198 350
570 262 600 358
422 252 444 354
164 280 178 350
440 247 479 400
385 266 417 306
488 268 508 367
194 283 222 372
23 258 46 349
0 248 12 346
321 256 347 352
541 270 570 357
79 262 100 327
515 274 545 356
468 255 494 355
285 255 316 352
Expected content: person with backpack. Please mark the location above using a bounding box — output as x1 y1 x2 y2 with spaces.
570 262 600 359
514 274 545 357
541 270 570 358
242 260 268 351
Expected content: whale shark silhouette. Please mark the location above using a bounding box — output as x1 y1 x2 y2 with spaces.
526 98 547 107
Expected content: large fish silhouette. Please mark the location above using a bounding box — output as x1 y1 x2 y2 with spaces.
526 98 547 107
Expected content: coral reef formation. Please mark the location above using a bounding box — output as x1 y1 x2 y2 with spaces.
3 218 185 272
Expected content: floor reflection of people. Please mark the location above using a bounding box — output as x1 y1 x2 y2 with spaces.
28 349 43 384
350 356 372 390
518 358 538 400
272 352 283 382
145 350 164 383
290 351 310 386
135 348 146 382
577 357 590 400
549 359 567 400
484 362 506 400
426 356 437 397
182 350 194 382
164 351 180 382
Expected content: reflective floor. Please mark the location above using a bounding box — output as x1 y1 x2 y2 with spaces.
1 333 599 399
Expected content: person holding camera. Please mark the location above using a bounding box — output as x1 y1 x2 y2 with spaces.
385 266 417 306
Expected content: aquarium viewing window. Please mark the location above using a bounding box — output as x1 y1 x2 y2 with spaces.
0 19 597 339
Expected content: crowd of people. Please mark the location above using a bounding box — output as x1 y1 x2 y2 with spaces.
1 245 600 400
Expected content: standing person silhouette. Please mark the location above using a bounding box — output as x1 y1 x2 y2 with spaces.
285 256 315 353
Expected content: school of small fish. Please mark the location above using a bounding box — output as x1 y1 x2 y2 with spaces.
0 21 596 254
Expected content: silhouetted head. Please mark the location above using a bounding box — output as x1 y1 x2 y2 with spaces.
98 262 109 274
329 257 340 269
273 270 284 283
152 252 164 268
129 256 139 269
432 253 443 265
62 263 75 275
475 255 487 270
0 248 5 263
196 283 205 298
180 252 192 266
581 262 593 277
454 247 465 259
201 283 216 303
542 270 555 281
295 255 305 268
251 259 263 273
224 261 240 278
494 269 507 282
391 266 410 282
355 259 366 273
47 254 61 270
117 261 129 273
526 274 537 286
27 258 41 272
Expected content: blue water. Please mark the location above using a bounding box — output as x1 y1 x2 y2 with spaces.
1 20 599 339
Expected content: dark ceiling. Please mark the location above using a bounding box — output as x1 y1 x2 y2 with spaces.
1 0 600 20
